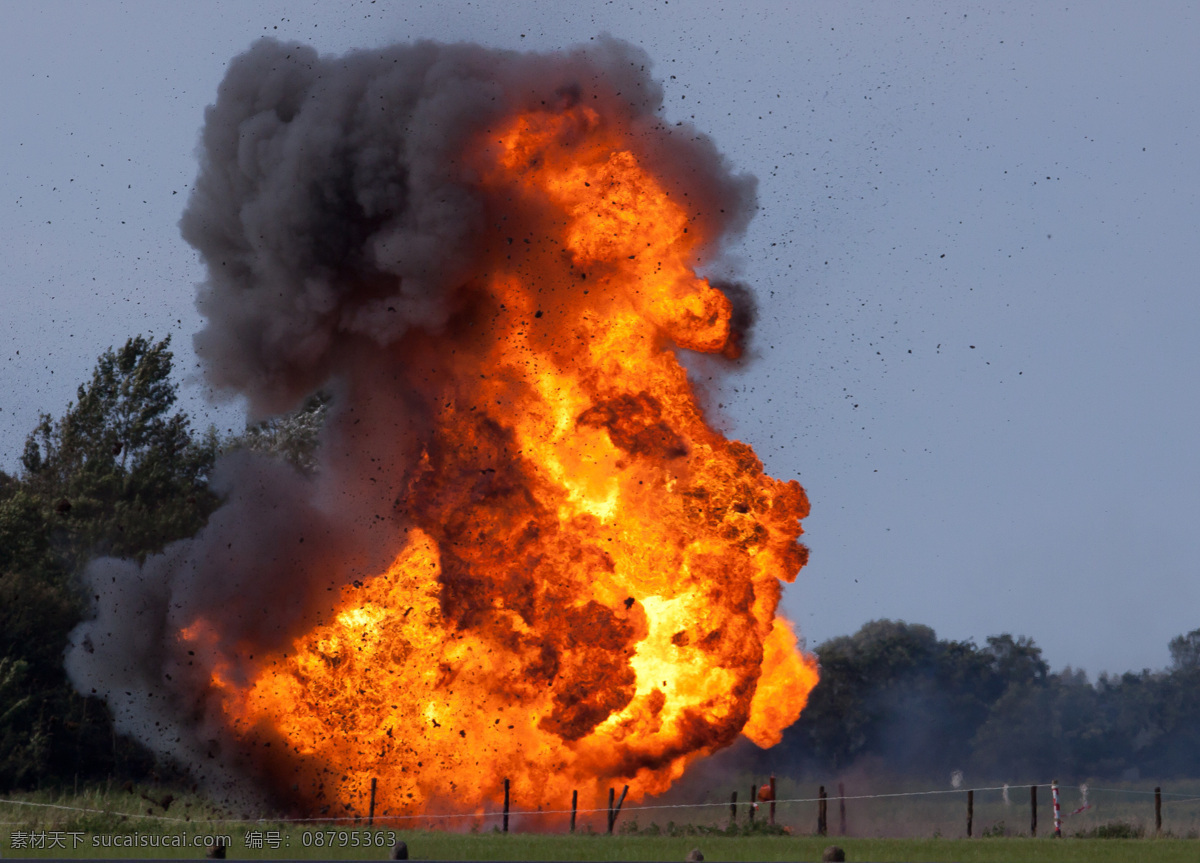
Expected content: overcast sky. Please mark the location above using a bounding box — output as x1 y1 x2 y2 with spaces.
3 1 1197 677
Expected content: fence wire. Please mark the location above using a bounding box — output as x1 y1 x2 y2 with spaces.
4 780 1196 830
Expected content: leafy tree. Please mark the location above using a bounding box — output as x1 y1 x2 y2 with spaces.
780 620 1200 783
983 633 1048 686
20 335 219 569
1169 628 1200 672
0 335 219 791
0 658 35 784
0 487 53 578
225 390 329 474
1149 657 1200 775
969 678 1062 778
780 620 1011 775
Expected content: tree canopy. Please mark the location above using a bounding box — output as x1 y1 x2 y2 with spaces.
18 335 219 569
775 619 1200 783
1 336 220 790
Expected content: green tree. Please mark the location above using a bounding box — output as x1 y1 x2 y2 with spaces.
983 633 1049 686
0 335 219 791
784 621 1200 782
780 620 1011 775
969 677 1064 778
1169 628 1200 672
225 389 329 474
20 335 219 568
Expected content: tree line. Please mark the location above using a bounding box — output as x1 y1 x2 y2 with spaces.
1 336 1197 793
0 335 324 791
774 619 1200 782
1 336 220 788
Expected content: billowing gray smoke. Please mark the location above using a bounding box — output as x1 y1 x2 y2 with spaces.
65 36 756 808
179 36 750 416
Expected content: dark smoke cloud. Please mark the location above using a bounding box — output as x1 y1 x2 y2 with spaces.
180 36 754 417
64 452 406 793
713 280 758 361
67 36 758 806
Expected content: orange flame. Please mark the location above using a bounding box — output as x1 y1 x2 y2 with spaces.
183 103 816 819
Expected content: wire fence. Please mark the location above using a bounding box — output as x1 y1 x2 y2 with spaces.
3 779 1200 837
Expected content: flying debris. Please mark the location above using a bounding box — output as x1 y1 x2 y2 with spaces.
66 37 816 819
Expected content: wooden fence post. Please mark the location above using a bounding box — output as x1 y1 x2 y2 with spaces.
966 789 973 838
607 785 628 834
769 775 777 826
818 786 827 836
570 790 577 834
503 778 510 834
369 777 377 827
749 785 757 824
838 782 847 836
730 791 738 828
1155 786 1162 835
615 785 629 829
1030 785 1037 837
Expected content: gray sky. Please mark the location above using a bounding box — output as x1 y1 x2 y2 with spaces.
3 1 1197 677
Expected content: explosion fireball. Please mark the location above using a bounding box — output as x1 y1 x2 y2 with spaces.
67 37 817 821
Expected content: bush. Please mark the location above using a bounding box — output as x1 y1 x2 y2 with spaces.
1075 821 1145 839
618 818 788 838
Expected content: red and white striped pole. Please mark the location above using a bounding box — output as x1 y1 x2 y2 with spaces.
1051 780 1062 837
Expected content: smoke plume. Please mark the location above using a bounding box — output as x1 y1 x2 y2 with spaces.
180 37 753 415
66 37 812 817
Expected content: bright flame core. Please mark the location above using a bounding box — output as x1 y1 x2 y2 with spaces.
183 104 816 819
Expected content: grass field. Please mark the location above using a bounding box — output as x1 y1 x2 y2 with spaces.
3 782 1199 861
2 828 1199 862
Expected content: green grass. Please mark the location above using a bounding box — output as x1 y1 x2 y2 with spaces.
303 832 1200 862
3 782 1199 860
3 828 1200 861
